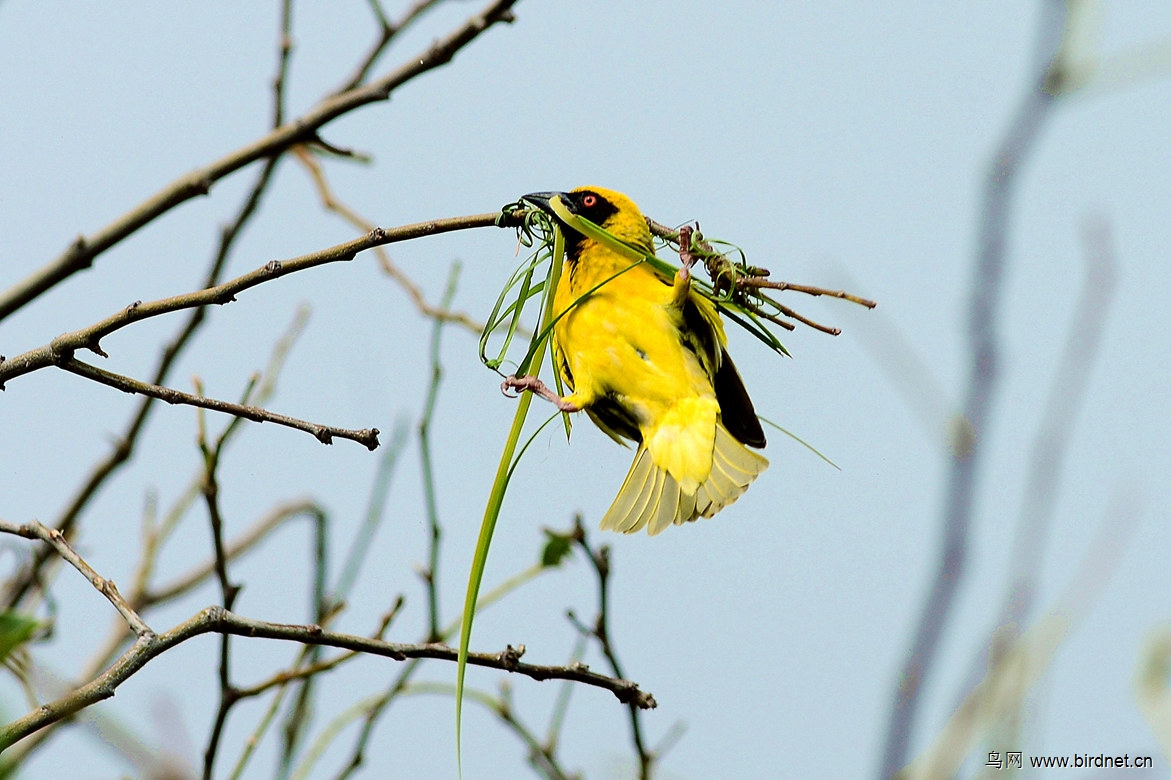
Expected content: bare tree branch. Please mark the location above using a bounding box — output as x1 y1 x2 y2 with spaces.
0 607 654 752
340 0 447 92
0 0 519 321
233 599 400 707
293 145 484 332
0 520 152 638
0 212 510 389
879 2 1070 775
332 559 583 779
62 500 323 714
567 518 657 779
58 357 381 450
1001 217 1118 622
199 404 243 780
947 217 1120 706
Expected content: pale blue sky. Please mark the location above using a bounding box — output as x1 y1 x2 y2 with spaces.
3 2 1171 778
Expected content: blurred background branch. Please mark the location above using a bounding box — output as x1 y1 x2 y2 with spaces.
879 2 1071 773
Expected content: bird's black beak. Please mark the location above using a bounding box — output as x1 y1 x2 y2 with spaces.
520 191 570 218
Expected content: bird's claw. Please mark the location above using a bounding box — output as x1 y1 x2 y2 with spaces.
500 374 579 412
678 224 698 273
500 374 530 398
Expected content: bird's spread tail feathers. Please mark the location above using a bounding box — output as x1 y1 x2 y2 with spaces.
600 424 769 535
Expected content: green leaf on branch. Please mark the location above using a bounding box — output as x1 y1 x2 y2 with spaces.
540 530 574 568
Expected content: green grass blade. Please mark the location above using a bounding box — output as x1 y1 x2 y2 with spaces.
479 253 546 371
552 359 572 440
721 305 791 357
456 226 566 776
758 414 839 469
512 255 643 375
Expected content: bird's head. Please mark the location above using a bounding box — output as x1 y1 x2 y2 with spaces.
521 186 654 257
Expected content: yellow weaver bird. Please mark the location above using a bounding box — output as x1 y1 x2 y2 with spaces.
503 187 769 536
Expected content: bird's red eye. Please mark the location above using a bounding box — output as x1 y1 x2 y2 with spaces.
581 194 597 208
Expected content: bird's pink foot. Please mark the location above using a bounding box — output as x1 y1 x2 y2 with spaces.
500 375 580 412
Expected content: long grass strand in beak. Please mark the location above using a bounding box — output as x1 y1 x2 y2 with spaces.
456 223 567 776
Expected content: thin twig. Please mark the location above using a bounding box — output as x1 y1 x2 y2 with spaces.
364 0 393 33
0 521 152 638
226 598 400 780
419 265 461 642
276 499 330 773
329 422 411 604
544 633 588 761
272 0 294 128
236 653 355 701
339 0 447 93
894 490 1143 779
491 683 576 780
738 277 878 307
199 397 244 780
57 357 380 450
200 304 315 457
1002 217 1118 624
570 518 656 778
0 0 519 321
646 216 873 336
237 598 401 703
292 145 483 332
771 300 840 335
80 499 324 690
